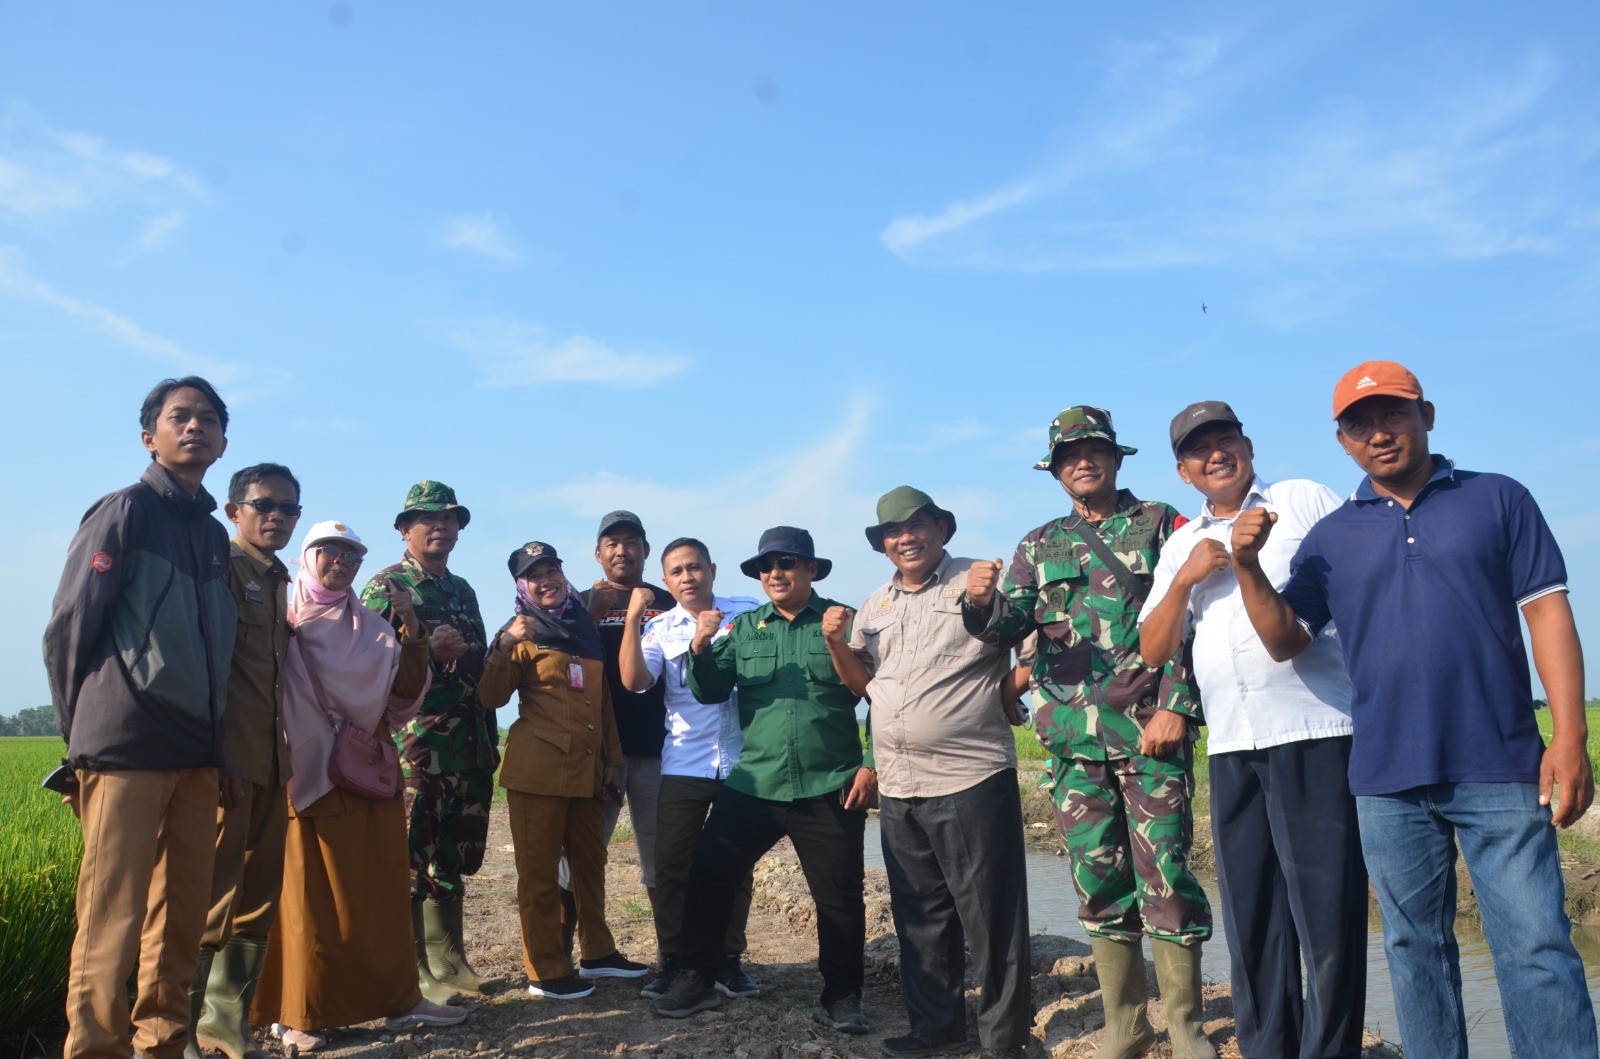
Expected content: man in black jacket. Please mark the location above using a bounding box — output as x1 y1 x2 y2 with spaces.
45 376 238 1059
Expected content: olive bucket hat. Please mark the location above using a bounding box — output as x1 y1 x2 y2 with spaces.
1032 405 1138 470
393 480 471 530
863 486 957 553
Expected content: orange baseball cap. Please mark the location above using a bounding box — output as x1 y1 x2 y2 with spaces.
1332 360 1423 420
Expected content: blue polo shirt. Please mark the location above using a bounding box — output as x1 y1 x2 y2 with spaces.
1281 456 1567 797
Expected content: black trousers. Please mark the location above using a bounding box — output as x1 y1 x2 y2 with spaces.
1211 737 1367 1059
679 785 866 1005
653 775 752 960
880 769 1032 1051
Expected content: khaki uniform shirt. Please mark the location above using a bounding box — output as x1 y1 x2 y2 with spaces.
849 553 1017 798
223 539 291 786
481 645 622 799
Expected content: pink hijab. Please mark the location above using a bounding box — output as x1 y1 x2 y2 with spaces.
281 533 427 810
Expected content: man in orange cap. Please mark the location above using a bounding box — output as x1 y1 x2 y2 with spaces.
1231 360 1596 1059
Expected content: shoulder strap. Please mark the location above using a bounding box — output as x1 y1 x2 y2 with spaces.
1061 515 1145 600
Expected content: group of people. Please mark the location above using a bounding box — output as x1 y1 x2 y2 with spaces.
43 359 1596 1059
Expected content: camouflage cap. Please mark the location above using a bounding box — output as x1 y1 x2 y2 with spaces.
864 485 957 553
508 541 561 579
1033 406 1137 471
393 480 471 530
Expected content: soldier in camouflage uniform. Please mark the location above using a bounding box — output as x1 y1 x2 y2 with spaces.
360 481 504 1001
962 407 1216 1059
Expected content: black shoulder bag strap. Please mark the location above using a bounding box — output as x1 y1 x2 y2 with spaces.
1061 514 1146 602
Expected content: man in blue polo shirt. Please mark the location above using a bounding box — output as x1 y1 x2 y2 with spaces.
1231 360 1595 1059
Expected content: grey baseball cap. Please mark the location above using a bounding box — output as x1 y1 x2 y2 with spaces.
1169 401 1243 457
596 510 646 542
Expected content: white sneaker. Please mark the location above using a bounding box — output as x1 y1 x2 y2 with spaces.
270 1023 328 1052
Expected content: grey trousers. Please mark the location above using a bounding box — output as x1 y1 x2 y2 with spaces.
879 769 1032 1051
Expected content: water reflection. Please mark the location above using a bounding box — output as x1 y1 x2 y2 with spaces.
862 816 1600 1058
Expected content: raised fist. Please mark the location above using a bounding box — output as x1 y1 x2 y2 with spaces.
1230 509 1278 570
822 605 855 646
691 608 726 654
626 585 657 616
1179 538 1231 588
966 559 1005 607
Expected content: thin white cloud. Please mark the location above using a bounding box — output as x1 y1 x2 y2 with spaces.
138 210 187 253
881 38 1591 275
450 318 688 389
441 212 523 263
889 417 991 453
0 111 206 224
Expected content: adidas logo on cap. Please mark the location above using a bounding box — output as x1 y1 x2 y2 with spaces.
1355 376 1377 389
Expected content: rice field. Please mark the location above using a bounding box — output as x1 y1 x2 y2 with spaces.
0 737 81 1051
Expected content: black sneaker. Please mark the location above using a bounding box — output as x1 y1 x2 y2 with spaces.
527 974 594 1000
648 970 723 1019
714 955 760 998
641 959 680 999
577 951 649 979
881 1033 967 1057
825 993 870 1034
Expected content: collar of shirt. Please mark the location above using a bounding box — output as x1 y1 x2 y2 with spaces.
1196 476 1272 526
230 537 289 579
1353 454 1455 504
650 595 757 657
750 592 824 625
889 550 956 594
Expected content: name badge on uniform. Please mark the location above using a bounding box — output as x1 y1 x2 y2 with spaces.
568 662 585 690
244 580 264 605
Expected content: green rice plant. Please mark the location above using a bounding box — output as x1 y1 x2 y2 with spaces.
0 737 82 1050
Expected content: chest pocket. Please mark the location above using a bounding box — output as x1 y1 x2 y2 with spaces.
804 644 844 685
737 639 778 685
1034 559 1083 624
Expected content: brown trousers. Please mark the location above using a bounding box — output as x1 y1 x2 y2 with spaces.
65 767 218 1059
507 791 617 982
201 777 288 947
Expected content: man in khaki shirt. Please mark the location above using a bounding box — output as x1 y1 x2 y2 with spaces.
187 463 299 1059
823 487 1032 1059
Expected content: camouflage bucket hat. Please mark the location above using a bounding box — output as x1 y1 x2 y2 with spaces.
864 485 957 553
1032 405 1138 471
394 480 471 530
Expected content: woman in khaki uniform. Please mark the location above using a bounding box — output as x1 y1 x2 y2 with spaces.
479 541 647 999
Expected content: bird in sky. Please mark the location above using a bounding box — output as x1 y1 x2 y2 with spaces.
1202 303 1208 314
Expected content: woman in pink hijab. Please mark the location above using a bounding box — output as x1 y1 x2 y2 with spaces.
251 521 468 1052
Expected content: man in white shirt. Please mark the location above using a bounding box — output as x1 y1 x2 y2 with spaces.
1138 402 1366 1059
618 537 761 1002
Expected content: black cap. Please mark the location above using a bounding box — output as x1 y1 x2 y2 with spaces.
509 541 562 579
596 509 646 542
1169 400 1243 457
739 526 832 580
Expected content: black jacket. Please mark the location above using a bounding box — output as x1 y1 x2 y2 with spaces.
44 462 237 770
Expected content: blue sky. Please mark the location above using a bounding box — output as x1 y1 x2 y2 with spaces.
5 2 1599 715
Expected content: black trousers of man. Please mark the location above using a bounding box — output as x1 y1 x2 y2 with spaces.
678 785 866 1005
1211 736 1367 1059
880 769 1033 1053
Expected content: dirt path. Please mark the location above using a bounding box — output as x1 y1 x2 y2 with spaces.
264 797 1400 1059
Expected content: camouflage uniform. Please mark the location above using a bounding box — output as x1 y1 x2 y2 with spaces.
360 482 499 902
964 408 1210 944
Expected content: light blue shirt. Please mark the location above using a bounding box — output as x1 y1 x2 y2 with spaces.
1140 476 1354 754
640 594 759 779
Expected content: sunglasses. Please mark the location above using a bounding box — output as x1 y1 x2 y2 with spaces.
236 498 303 517
315 542 364 564
755 554 803 574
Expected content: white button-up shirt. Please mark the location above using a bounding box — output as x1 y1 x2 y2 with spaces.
640 594 759 779
1139 477 1353 754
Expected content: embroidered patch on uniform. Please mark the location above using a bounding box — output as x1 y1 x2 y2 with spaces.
880 597 893 608
90 552 113 573
940 588 961 598
1173 514 1190 530
757 620 768 629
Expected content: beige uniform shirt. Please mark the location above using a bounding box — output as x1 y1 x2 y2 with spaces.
223 540 292 786
848 553 1017 798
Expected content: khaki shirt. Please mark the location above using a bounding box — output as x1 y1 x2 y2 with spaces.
849 553 1016 798
481 645 622 799
224 540 292 786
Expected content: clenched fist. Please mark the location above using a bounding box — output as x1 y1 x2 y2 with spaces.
431 623 468 663
1230 509 1277 570
626 585 656 617
1178 538 1231 589
822 605 855 646
690 608 726 654
501 615 539 646
965 559 1005 607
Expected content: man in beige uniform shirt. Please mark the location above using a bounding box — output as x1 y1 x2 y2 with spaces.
823 487 1033 1059
185 463 299 1059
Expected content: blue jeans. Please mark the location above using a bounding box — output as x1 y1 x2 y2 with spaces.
1357 783 1596 1059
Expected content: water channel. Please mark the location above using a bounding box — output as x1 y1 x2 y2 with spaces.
861 817 1600 1058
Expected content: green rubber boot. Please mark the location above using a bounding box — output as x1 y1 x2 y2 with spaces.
423 894 505 994
1089 937 1155 1059
195 936 271 1059
182 947 215 1059
1150 939 1217 1059
411 897 465 1005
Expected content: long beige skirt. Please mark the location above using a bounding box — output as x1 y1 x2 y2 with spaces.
251 785 421 1030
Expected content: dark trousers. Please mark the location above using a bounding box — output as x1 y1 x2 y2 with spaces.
880 769 1032 1052
679 785 866 1005
1211 737 1367 1059
654 775 752 960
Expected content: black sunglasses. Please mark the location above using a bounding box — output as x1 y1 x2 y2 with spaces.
236 498 304 517
755 554 803 574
